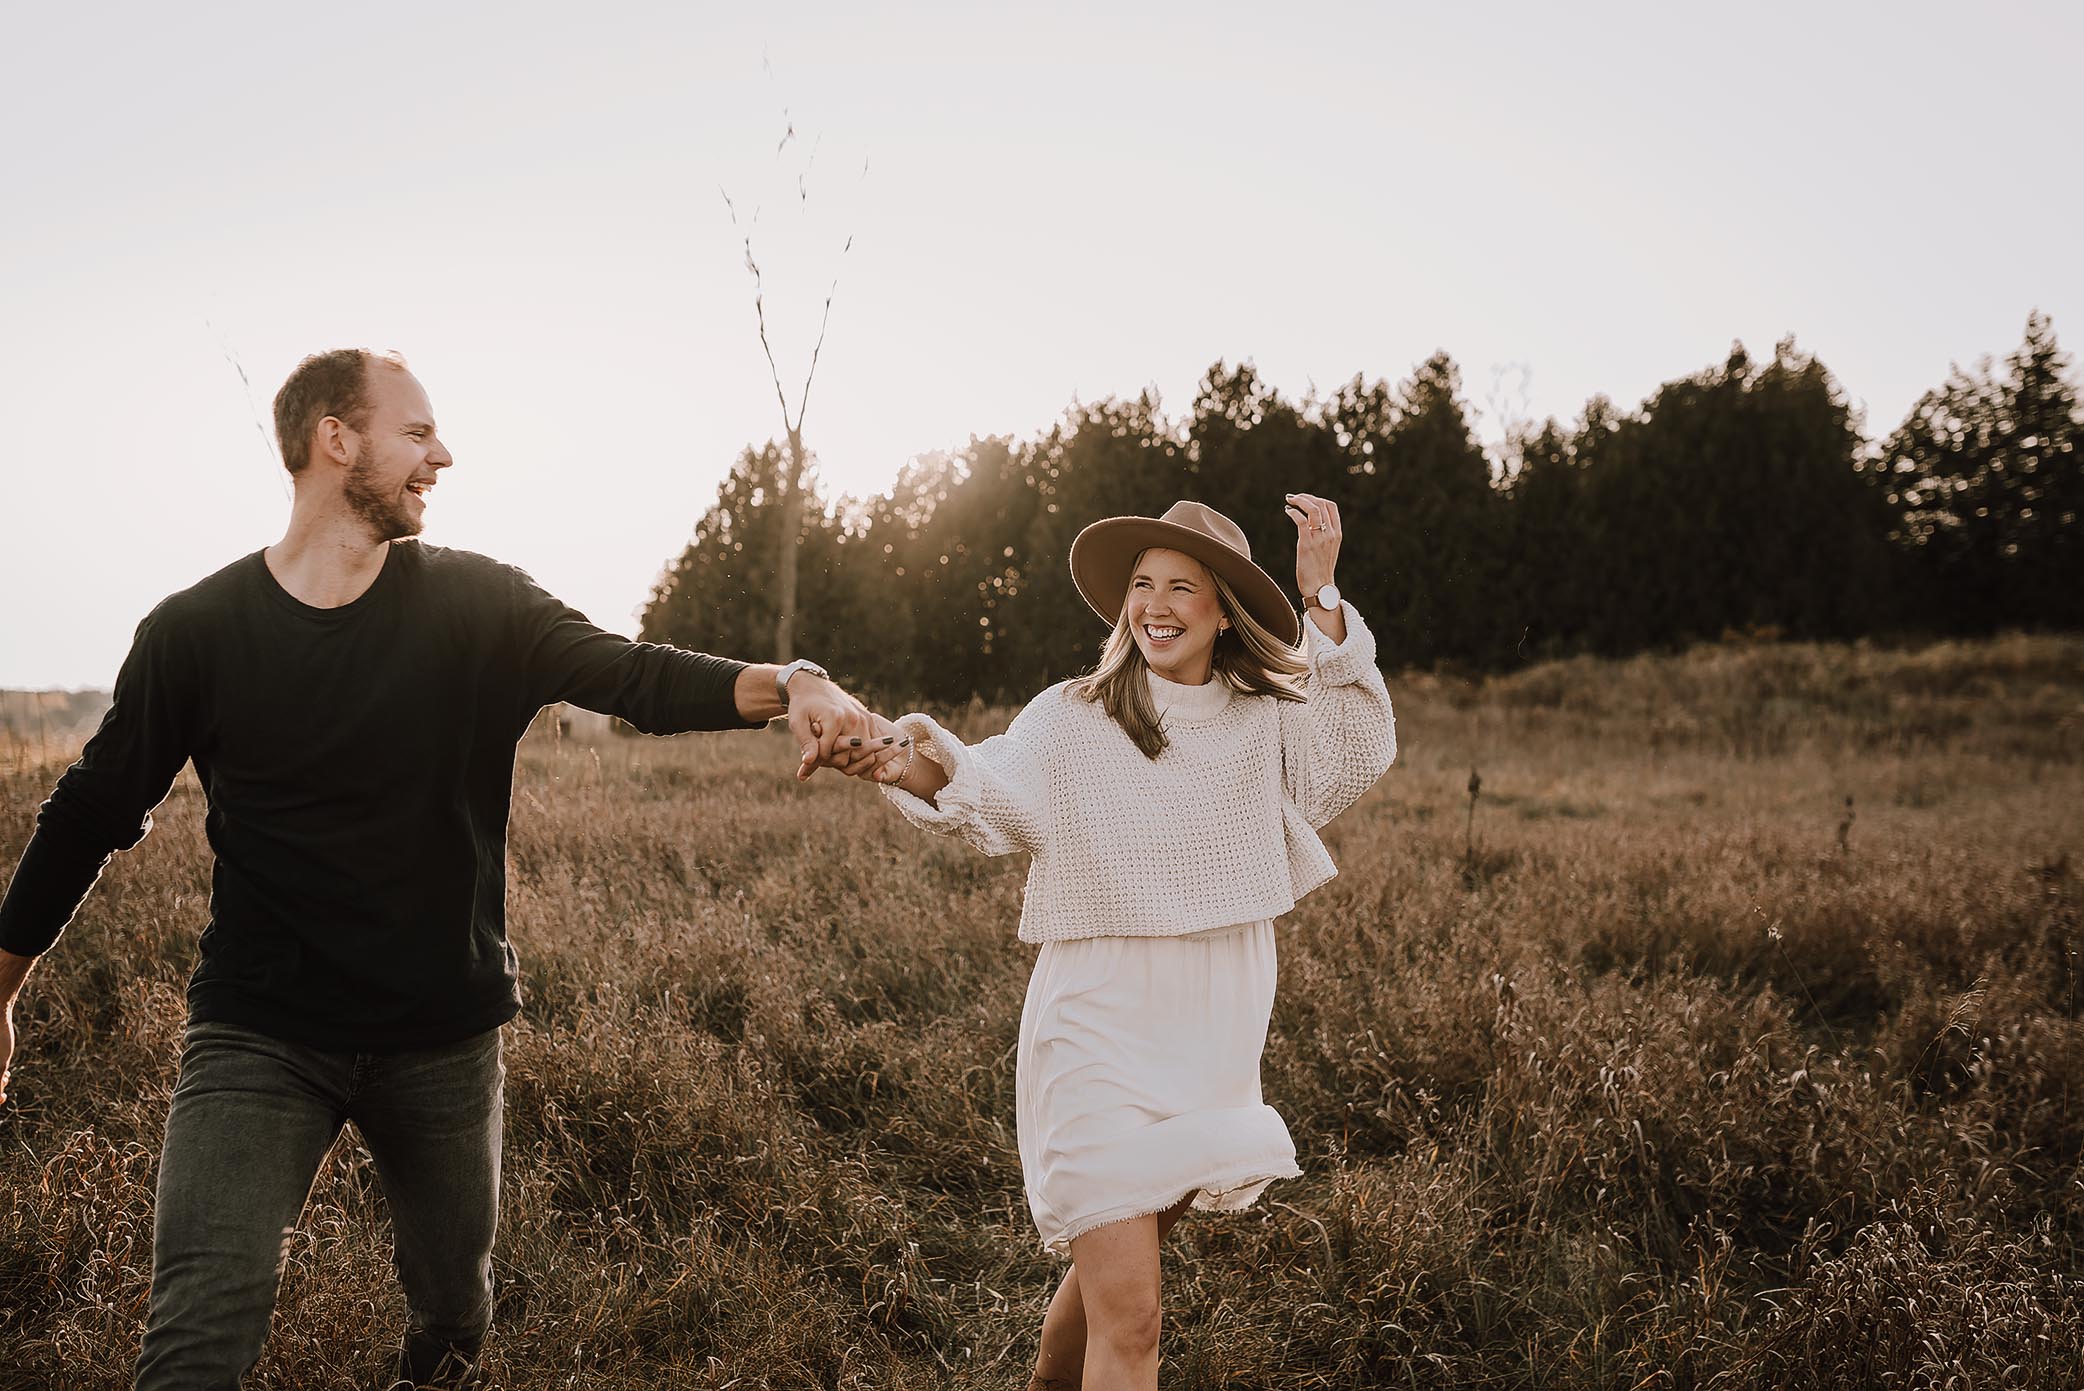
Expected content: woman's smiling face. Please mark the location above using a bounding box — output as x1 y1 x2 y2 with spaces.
1126 547 1228 685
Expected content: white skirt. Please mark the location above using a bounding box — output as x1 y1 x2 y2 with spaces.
1017 920 1301 1255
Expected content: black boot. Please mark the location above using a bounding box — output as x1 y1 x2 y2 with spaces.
389 1329 486 1389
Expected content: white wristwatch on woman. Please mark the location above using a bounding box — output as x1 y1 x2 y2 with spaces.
774 658 829 710
1304 583 1341 611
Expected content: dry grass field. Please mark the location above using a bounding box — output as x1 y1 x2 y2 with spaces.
3 635 2081 1389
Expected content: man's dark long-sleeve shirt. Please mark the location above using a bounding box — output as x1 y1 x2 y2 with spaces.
0 541 756 1051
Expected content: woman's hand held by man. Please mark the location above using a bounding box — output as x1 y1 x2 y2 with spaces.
796 706 916 784
828 711 952 803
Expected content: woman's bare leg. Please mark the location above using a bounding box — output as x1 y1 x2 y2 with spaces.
1029 1266 1088 1390
1031 1195 1194 1391
1068 1217 1162 1391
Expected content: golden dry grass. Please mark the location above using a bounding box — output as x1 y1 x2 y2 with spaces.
2 634 2081 1389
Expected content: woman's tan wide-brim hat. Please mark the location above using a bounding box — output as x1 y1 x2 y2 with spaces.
1068 500 1300 645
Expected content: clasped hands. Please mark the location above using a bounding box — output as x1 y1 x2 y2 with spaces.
782 676 910 786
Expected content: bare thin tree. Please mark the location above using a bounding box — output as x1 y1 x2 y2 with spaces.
720 111 863 662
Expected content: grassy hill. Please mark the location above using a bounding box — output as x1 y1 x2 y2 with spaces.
2 634 2080 1387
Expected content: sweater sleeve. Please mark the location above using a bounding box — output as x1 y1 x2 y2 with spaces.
1278 602 1396 829
879 691 1056 857
506 567 760 735
0 608 197 957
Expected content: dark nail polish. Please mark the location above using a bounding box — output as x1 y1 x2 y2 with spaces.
849 738 862 747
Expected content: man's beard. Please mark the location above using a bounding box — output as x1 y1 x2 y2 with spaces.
342 442 422 542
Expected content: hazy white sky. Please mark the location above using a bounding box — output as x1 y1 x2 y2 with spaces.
3 1 2079 688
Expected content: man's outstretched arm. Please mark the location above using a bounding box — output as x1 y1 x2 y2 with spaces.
508 568 889 776
0 608 196 1107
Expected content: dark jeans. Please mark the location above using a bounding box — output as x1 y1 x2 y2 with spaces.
134 1019 504 1390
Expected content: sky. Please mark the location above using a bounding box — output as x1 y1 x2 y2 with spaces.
3 1 2079 689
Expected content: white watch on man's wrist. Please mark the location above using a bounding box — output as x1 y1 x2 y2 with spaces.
774 658 829 710
1305 583 1341 611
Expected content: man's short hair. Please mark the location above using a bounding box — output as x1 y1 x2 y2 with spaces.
272 349 407 475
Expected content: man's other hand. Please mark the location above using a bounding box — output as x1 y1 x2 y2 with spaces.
0 947 35 1108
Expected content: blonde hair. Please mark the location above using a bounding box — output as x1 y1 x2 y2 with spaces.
1068 557 1307 759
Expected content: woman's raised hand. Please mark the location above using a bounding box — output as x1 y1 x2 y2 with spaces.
1285 493 1348 643
1284 493 1342 598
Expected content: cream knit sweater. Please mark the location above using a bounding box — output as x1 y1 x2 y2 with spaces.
882 602 1397 942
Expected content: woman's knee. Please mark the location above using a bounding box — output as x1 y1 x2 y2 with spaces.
1089 1292 1161 1358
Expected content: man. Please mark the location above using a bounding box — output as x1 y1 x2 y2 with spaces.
0 349 889 1389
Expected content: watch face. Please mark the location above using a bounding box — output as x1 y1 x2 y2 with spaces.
1316 584 1340 609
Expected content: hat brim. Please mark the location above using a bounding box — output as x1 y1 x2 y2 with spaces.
1068 516 1301 646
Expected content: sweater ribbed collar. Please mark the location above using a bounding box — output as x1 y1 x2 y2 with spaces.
1148 669 1234 723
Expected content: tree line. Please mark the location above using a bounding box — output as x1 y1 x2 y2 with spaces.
639 313 2081 702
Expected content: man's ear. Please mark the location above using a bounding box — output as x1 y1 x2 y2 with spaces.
313 415 354 469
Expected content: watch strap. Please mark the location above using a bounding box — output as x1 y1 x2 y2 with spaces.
775 658 829 710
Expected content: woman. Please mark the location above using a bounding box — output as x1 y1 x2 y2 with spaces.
833 494 1394 1390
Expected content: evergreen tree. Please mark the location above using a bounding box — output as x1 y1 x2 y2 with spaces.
1876 311 2082 630
1010 394 1187 685
2003 312 2084 627
1344 352 1508 667
908 436 1044 702
1748 342 1895 638
1582 340 1888 652
1184 363 1349 598
1503 413 1591 658
641 442 794 658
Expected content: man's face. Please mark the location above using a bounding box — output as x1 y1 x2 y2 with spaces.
340 367 452 541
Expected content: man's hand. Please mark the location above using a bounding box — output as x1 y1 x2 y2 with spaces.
0 999 14 1108
0 947 35 1109
731 663 908 781
785 674 901 782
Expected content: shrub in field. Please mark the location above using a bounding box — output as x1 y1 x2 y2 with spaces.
1727 1183 2084 1390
